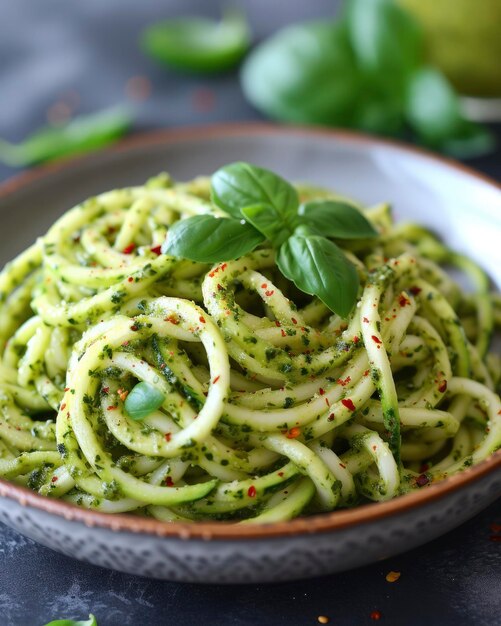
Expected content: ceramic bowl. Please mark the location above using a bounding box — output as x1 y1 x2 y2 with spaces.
0 124 500 583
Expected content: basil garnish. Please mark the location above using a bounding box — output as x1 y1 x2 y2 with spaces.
163 162 378 318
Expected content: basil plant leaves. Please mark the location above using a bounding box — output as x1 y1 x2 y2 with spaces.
163 162 378 318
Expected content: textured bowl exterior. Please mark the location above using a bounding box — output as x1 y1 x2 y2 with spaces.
0 123 500 582
0 468 499 583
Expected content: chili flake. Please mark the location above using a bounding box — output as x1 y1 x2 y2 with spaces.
286 427 301 439
165 476 174 487
341 398 356 412
363 317 369 323
328 413 335 422
107 405 117 411
398 293 410 307
60 403 66 411
212 375 220 384
370 611 382 621
319 388 325 395
371 335 382 344
386 571 401 583
165 433 172 442
416 474 430 487
199 316 206 324
51 476 58 483
122 243 135 254
409 286 422 296
150 245 162 255
127 276 134 282
265 290 275 297
438 380 447 393
247 485 257 498
291 317 297 325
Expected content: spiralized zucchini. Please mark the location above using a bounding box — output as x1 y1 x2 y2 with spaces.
0 173 500 523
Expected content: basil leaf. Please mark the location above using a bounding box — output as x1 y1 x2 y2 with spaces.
347 0 422 79
211 161 299 220
277 228 359 318
43 615 97 626
0 108 131 167
141 7 250 74
298 200 378 239
439 120 496 159
241 21 360 126
405 67 461 142
240 204 296 247
162 214 264 263
124 382 165 421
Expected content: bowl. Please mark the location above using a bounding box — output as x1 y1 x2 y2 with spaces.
0 123 500 583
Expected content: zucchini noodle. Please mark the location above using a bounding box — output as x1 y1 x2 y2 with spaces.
0 172 500 522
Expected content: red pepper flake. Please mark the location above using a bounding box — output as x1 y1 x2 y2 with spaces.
410 286 422 296
363 370 370 377
117 388 129 402
319 388 325 395
370 611 382 621
64 387 70 392
371 335 382 344
217 283 223 291
51 476 58 483
127 276 134 282
277 472 284 477
247 485 257 498
199 316 206 324
107 405 117 411
130 324 139 331
339 462 346 469
265 290 275 297
337 376 351 387
165 476 174 487
60 403 66 411
122 243 135 255
165 433 172 442
325 397 330 407
363 316 369 323
438 380 448 393
398 293 410 307
165 315 179 325
275 320 281 327
286 427 301 439
150 245 162 255
372 445 377 451
281 329 287 337
102 387 109 395
328 413 335 421
416 474 430 487
342 398 356 412
291 317 297 325
212 375 220 384
261 283 267 289
353 336 360 344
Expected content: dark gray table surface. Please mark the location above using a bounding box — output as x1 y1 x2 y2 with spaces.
0 2 500 625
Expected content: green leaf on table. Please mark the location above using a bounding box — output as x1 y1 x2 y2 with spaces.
241 21 360 126
277 226 360 318
298 200 378 239
124 382 165 421
346 0 423 79
141 7 250 74
211 162 299 220
0 108 131 166
43 614 97 626
162 214 264 263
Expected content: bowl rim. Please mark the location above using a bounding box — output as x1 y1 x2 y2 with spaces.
0 121 500 541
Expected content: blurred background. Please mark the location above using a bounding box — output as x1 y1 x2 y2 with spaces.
0 0 500 182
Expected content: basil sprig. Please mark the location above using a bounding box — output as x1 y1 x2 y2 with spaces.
163 162 377 318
